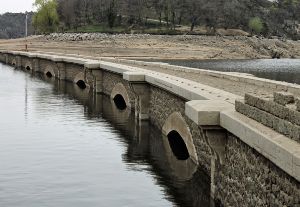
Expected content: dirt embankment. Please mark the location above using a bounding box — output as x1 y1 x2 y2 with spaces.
0 33 299 60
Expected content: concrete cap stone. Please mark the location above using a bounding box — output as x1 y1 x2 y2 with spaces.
50 56 64 62
100 61 134 74
185 100 234 126
63 57 87 65
26 53 38 58
123 72 145 82
36 54 53 60
84 61 100 69
274 91 295 106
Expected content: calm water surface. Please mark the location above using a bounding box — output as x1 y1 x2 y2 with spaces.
0 63 211 207
154 59 300 84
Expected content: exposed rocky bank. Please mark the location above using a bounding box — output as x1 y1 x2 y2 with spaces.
1 33 300 59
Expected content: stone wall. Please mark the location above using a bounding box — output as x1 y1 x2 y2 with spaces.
215 133 300 207
39 59 57 74
65 63 84 82
7 54 15 65
236 92 300 143
0 53 6 62
149 86 212 174
102 71 135 108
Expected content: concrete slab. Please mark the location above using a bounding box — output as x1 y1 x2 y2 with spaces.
84 61 100 69
100 61 135 74
123 72 145 82
186 100 234 126
63 57 87 65
50 56 64 62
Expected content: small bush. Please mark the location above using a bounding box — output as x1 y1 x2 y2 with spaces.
248 17 264 34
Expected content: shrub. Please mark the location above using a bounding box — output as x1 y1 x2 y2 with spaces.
248 17 264 34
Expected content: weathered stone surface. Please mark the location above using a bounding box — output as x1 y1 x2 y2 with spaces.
296 97 300 112
245 93 300 126
236 100 300 142
215 134 300 207
149 86 212 174
102 71 135 108
274 91 295 106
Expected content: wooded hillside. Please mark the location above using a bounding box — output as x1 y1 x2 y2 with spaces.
0 12 34 39
56 0 300 39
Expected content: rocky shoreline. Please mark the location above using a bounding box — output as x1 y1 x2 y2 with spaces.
1 33 300 59
43 33 300 59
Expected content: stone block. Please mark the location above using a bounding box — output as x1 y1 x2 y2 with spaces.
50 56 64 62
100 61 133 74
123 72 145 82
245 93 300 126
274 91 295 106
63 57 86 65
236 100 300 143
185 100 233 126
84 61 100 69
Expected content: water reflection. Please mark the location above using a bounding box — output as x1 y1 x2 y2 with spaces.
45 77 211 206
49 79 213 207
0 63 214 207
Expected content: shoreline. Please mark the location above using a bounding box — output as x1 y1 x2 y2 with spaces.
0 34 299 60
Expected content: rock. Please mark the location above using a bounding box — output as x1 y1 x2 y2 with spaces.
274 91 295 106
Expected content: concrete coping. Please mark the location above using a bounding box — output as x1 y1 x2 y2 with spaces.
62 57 87 65
220 110 300 182
123 71 146 82
100 61 136 74
50 56 64 62
26 53 38 58
144 72 241 104
116 58 300 97
185 100 234 126
36 53 55 60
84 61 101 69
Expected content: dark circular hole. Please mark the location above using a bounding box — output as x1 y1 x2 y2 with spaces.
167 130 190 160
26 66 31 70
46 71 53 78
76 80 87 89
113 94 127 110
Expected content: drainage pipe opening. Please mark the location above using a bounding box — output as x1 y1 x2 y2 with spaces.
76 80 87 89
113 94 127 110
167 130 190 160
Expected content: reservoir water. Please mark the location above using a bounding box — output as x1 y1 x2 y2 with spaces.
153 59 300 85
0 63 212 207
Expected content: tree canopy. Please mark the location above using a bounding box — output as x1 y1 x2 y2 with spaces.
33 0 59 33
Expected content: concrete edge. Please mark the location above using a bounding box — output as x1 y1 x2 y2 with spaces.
185 100 234 125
